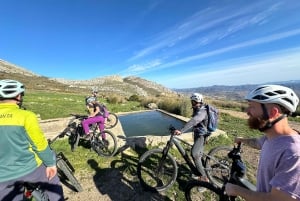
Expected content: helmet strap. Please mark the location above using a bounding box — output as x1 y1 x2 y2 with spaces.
259 114 287 132
261 104 269 120
13 94 24 108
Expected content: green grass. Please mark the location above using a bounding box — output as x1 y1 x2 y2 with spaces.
23 91 143 119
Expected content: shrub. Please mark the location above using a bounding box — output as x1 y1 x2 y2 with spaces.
128 94 140 102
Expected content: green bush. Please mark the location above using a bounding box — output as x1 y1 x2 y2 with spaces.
128 94 140 102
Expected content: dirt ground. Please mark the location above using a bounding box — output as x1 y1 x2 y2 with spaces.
61 109 300 201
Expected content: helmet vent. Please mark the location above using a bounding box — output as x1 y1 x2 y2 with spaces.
274 90 286 95
253 95 268 100
282 97 293 106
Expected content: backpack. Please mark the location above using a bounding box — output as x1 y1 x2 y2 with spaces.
205 104 219 132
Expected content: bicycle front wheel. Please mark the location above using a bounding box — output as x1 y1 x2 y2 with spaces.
185 180 225 201
105 113 119 129
57 159 83 192
137 148 178 192
205 146 231 188
92 130 117 157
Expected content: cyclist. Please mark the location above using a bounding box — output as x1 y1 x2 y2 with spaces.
174 93 210 183
225 85 300 201
0 79 64 201
85 88 99 114
82 96 106 138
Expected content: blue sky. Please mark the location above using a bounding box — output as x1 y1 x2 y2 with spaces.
1 0 300 89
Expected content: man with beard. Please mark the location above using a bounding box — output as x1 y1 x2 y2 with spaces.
225 85 300 201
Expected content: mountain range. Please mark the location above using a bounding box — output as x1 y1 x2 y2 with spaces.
1 59 300 100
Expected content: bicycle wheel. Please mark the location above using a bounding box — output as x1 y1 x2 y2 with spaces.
205 146 231 188
185 180 225 201
137 148 178 192
57 158 83 192
92 130 117 157
105 113 118 129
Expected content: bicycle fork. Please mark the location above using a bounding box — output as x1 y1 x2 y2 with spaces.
155 143 173 176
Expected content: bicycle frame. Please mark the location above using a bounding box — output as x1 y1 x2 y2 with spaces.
172 136 200 175
162 134 224 177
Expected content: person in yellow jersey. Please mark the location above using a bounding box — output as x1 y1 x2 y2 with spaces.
0 79 64 201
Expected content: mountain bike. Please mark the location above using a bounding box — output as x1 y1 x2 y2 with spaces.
185 142 256 201
67 114 117 157
137 125 232 192
49 133 83 192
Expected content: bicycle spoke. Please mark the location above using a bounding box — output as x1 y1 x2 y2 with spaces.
205 146 231 188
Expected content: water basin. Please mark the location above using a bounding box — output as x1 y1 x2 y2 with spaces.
118 110 186 137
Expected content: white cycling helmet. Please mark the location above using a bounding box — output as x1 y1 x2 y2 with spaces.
91 87 98 93
86 96 96 103
190 93 203 103
245 84 299 113
0 79 25 99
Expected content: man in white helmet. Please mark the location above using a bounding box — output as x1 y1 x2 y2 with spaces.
225 85 300 201
0 79 64 201
174 92 210 183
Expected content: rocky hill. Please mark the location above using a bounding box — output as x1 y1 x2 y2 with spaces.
2 59 299 100
0 59 176 97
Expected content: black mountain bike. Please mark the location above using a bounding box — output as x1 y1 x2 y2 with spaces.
185 142 256 201
137 125 232 192
49 133 83 192
67 114 117 157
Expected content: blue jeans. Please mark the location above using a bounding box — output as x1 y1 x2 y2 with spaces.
0 164 64 201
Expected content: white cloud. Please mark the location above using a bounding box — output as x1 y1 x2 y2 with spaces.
159 48 300 88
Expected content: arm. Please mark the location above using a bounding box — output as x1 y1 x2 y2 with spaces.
235 137 262 150
25 111 56 167
225 184 299 201
179 110 207 134
89 104 100 117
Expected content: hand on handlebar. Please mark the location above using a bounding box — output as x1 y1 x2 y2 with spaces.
234 137 244 144
173 130 182 135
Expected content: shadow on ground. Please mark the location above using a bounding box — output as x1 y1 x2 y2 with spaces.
85 135 182 201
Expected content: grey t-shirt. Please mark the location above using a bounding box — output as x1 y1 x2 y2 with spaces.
257 134 300 199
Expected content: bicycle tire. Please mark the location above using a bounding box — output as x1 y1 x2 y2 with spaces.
137 148 178 192
205 146 232 188
185 180 226 201
92 130 117 157
105 113 119 129
57 159 83 192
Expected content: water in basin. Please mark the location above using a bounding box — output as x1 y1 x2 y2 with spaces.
118 110 186 137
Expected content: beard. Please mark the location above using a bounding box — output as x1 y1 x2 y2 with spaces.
247 115 268 130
